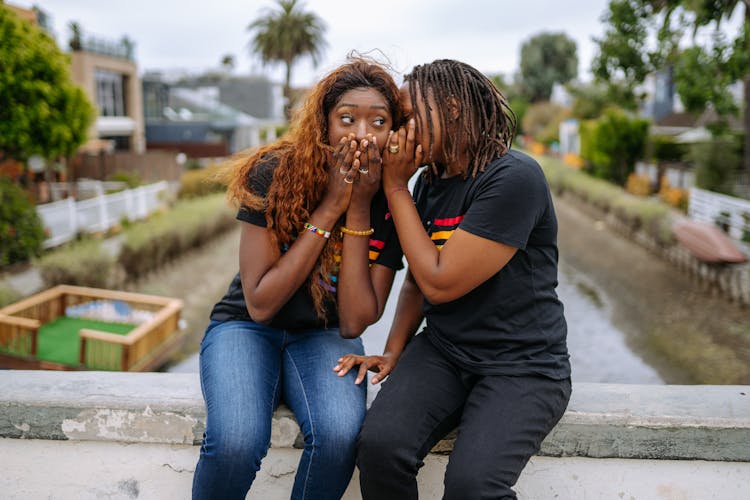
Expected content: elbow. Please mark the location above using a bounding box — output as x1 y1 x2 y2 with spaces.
421 286 454 306
245 301 275 325
338 319 367 339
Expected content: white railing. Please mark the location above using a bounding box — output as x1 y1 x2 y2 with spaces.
36 181 170 249
688 187 750 242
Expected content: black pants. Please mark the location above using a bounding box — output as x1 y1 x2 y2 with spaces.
357 334 571 500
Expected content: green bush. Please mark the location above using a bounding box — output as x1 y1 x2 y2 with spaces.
118 193 234 279
108 170 142 189
0 176 46 268
37 238 121 288
0 281 20 308
178 163 230 199
689 137 742 196
580 108 650 186
521 101 569 145
648 135 688 163
538 154 675 246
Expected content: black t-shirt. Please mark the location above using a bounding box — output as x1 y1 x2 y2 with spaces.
413 150 570 379
210 159 404 331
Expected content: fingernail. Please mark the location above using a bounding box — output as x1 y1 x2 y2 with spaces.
362 140 368 147
410 118 415 126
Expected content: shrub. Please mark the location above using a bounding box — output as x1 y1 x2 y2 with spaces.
178 163 230 199
521 102 569 146
118 193 234 280
625 173 651 196
0 281 20 308
37 238 121 288
689 137 742 196
648 135 688 164
0 176 46 268
580 108 650 186
108 170 142 189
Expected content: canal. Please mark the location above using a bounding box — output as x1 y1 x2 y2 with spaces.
160 194 692 387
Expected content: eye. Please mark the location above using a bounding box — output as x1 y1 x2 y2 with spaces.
341 114 354 124
373 117 387 126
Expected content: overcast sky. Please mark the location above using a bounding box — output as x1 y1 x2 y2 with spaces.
20 0 614 85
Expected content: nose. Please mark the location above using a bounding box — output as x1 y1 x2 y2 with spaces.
356 120 368 139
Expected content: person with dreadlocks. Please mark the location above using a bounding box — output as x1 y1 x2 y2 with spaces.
192 57 404 500
335 59 572 499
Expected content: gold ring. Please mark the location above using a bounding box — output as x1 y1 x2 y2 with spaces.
389 145 399 154
343 176 354 184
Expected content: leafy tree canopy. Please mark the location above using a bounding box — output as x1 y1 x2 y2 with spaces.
519 32 578 102
247 0 327 112
0 5 94 162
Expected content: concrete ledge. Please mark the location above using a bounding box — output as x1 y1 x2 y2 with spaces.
2 371 750 499
2 371 749 461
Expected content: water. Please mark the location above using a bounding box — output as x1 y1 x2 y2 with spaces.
170 258 664 394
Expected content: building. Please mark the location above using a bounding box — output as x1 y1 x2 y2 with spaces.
69 35 145 153
142 72 285 158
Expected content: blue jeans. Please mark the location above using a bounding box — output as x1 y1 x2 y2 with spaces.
192 320 366 500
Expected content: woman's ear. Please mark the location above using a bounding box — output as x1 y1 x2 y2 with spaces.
448 96 459 121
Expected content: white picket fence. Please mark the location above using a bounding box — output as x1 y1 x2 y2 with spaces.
36 181 170 249
688 187 750 242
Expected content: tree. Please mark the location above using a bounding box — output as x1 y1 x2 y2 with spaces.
247 0 327 115
0 6 93 164
519 32 578 102
221 53 236 74
593 0 750 176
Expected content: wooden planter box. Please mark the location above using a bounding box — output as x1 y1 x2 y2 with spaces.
0 285 184 371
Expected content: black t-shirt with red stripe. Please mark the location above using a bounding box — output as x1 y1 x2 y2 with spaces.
209 159 404 331
413 149 570 379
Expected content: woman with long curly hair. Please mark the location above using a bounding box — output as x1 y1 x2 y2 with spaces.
192 57 404 500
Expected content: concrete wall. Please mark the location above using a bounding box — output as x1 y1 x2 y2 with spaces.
1 370 749 499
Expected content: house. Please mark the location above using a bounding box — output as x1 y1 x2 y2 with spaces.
142 73 285 159
69 35 145 154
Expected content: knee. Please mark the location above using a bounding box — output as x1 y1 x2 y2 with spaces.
201 425 269 469
356 419 405 469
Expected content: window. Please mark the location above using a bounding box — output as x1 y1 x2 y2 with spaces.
95 69 125 117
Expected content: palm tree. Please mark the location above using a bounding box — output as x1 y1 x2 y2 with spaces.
247 0 327 115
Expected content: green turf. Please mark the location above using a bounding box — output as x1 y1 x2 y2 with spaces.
36 317 135 366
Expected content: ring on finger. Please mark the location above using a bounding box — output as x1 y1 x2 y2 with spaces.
339 166 348 174
358 168 369 174
389 144 400 154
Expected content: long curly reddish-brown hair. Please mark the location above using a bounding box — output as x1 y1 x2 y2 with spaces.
226 56 401 319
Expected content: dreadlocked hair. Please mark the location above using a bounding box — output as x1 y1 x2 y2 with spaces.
404 59 517 180
226 56 401 320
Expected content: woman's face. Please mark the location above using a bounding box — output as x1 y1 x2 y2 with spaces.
400 82 443 164
327 87 393 150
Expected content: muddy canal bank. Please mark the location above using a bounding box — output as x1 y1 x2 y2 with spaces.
142 195 750 385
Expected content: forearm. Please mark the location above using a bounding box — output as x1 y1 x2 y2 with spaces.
386 189 447 300
242 205 341 322
382 271 424 358
337 203 384 336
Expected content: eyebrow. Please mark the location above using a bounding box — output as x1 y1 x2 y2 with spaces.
336 102 388 111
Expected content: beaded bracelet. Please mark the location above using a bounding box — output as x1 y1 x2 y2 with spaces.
341 226 375 237
303 222 331 239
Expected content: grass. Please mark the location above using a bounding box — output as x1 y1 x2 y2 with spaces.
37 317 135 366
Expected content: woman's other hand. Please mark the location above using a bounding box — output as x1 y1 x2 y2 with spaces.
381 119 423 193
349 134 382 208
333 352 399 385
323 134 359 215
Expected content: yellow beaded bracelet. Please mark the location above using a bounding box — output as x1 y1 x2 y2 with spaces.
341 226 375 237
